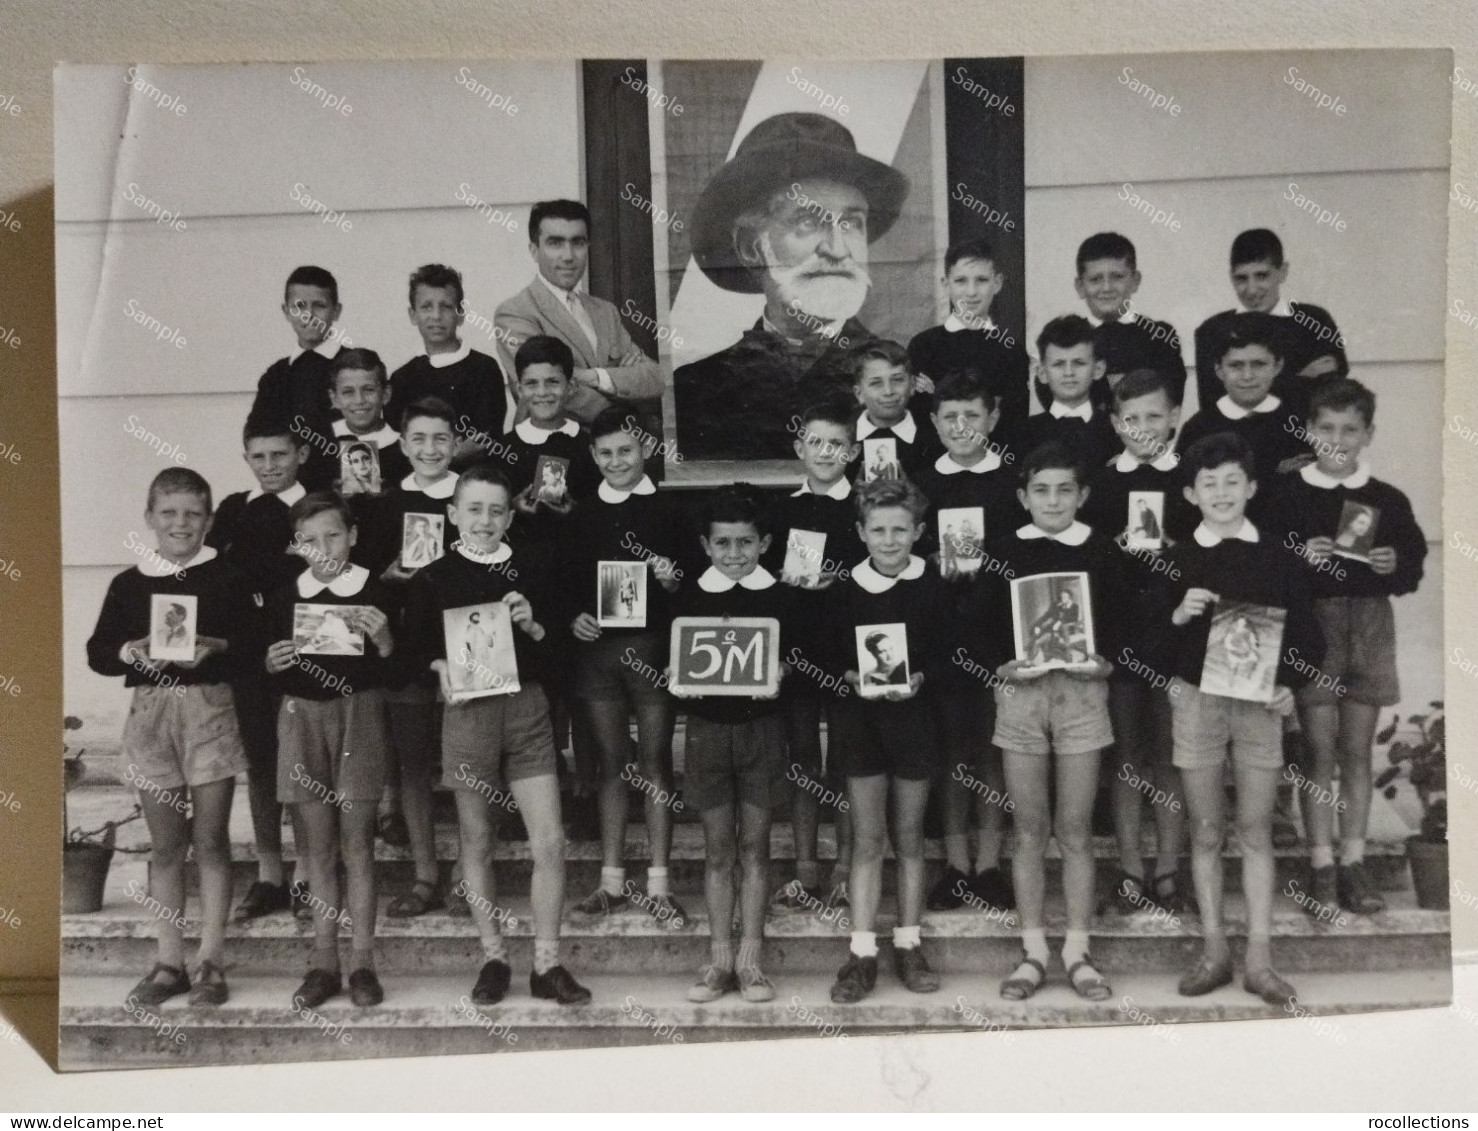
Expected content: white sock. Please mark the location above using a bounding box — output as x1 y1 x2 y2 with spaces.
850 930 878 959
480 933 508 963
601 866 625 896
1062 929 1090 967
1021 928 1049 965
1341 839 1366 867
1311 845 1336 870
647 866 669 898
893 925 921 951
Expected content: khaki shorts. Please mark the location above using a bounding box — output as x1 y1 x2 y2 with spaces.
1170 679 1283 771
122 682 248 791
992 671 1112 757
442 682 558 796
276 689 390 805
1296 596 1399 707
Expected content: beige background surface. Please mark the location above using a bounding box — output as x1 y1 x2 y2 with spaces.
2 0 1477 1109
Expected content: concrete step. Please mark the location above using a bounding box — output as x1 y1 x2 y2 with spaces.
63 857 1451 976
57 967 1454 1069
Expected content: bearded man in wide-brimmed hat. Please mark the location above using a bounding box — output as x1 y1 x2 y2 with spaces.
674 112 911 461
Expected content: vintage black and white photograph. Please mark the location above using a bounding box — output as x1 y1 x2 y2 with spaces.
855 622 910 696
400 512 444 569
938 505 985 574
443 601 520 701
1201 600 1286 703
52 48 1451 1074
1011 572 1095 669
147 594 197 663
597 560 647 628
292 602 367 656
1332 498 1380 562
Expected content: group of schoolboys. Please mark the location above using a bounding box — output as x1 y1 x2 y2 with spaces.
89 220 1425 1018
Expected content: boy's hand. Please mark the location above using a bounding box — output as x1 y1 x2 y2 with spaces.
571 612 602 642
353 607 393 654
997 659 1047 682
176 636 227 669
430 659 455 702
1172 587 1219 625
265 640 298 674
619 347 647 367
649 555 682 593
1297 354 1340 380
882 671 925 701
381 562 419 584
912 373 935 396
1302 536 1335 565
842 670 861 689
1268 686 1295 715
513 483 540 515
123 638 166 670
504 592 545 640
1066 653 1114 681
1368 546 1397 575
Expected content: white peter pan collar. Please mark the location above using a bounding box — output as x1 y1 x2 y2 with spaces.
1017 521 1091 545
138 544 217 577
598 475 657 503
400 471 458 499
697 564 777 593
935 449 1003 476
334 420 400 449
515 417 580 444
247 482 308 506
944 312 999 335
857 412 918 444
1299 461 1370 490
1114 448 1179 473
454 540 512 566
1217 394 1281 420
297 562 369 598
1267 299 1293 318
792 477 852 500
1049 401 1094 423
288 342 340 365
851 555 926 593
426 340 472 369
1193 520 1260 547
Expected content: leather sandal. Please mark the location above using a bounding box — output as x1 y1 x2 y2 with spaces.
999 954 1046 1001
386 878 445 919
1065 954 1112 1001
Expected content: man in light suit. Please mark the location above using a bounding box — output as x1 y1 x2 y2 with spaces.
495 199 665 427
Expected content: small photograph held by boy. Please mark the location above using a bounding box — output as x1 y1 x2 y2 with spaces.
1332 499 1380 562
148 594 197 662
861 436 901 483
1125 490 1165 551
937 506 985 575
442 602 521 701
400 513 444 570
337 441 381 497
292 603 367 656
855 623 910 697
1010 572 1094 670
780 528 827 587
532 454 570 508
1200 601 1285 704
597 560 647 627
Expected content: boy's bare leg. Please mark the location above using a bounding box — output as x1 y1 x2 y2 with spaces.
1108 684 1146 879
1003 751 1049 933
1298 702 1341 863
188 778 236 965
453 792 502 948
341 803 379 961
508 773 567 947
585 699 634 880
846 775 889 932
1180 764 1230 964
140 788 191 971
388 702 439 888
634 699 675 873
700 804 738 960
1234 761 1281 973
972 747 1007 874
889 778 930 927
1055 747 1102 934
1335 702 1380 854
738 800 772 940
297 801 341 967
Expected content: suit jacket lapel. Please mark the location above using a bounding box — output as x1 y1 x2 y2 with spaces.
529 281 599 368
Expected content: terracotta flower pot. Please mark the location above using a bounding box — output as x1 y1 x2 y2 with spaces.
1406 836 1449 910
62 843 114 914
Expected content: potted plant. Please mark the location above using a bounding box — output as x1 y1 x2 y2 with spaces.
1374 701 1447 910
63 715 145 914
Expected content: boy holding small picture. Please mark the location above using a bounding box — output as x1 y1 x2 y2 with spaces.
402 463 590 1005
669 489 792 1002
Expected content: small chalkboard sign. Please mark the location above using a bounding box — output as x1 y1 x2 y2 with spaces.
668 616 780 697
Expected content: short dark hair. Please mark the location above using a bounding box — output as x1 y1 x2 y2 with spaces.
330 347 387 389
1036 313 1097 359
944 237 998 276
242 415 300 447
1181 431 1256 484
400 396 458 433
850 339 911 383
1215 312 1284 364
797 398 858 435
855 476 928 523
589 405 640 444
1076 232 1137 275
452 461 513 504
514 334 574 381
701 486 769 538
932 368 998 413
147 467 213 514
408 263 465 309
290 490 354 531
1111 368 1180 411
529 199 591 242
283 265 338 306
1231 228 1284 270
1020 440 1086 488
1309 377 1376 428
